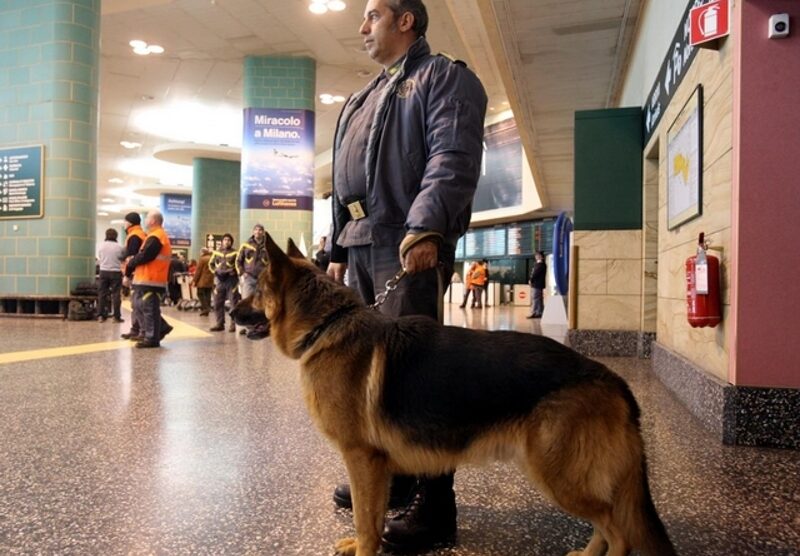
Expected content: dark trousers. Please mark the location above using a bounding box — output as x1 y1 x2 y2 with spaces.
346 244 455 490
532 287 544 317
129 287 143 334
197 287 212 314
213 277 239 326
136 286 169 342
347 244 453 319
98 270 122 319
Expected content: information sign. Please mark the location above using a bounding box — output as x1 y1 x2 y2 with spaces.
0 145 44 219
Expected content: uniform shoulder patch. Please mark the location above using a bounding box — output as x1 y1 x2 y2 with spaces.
437 52 467 67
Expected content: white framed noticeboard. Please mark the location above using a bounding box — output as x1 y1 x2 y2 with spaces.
667 85 703 230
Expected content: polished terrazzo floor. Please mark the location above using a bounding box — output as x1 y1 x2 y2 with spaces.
1 303 798 555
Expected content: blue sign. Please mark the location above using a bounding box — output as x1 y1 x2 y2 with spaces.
241 108 315 211
160 193 192 247
0 145 44 220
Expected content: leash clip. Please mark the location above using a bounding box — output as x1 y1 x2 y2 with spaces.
369 269 407 310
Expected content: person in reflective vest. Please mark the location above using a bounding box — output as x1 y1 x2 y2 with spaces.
125 210 173 348
120 212 147 340
209 233 239 332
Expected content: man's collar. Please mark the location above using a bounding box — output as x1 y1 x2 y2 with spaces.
383 36 430 76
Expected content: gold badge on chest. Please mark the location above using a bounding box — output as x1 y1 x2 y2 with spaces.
396 78 415 99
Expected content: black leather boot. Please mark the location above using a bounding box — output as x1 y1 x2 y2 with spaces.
333 474 416 510
381 474 457 554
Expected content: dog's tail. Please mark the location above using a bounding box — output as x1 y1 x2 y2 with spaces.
615 453 677 556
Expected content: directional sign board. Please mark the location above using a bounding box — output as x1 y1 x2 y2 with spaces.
0 145 44 220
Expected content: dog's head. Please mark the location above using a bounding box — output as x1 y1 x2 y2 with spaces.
257 232 364 358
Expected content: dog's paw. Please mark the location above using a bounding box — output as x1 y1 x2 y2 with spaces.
334 537 358 556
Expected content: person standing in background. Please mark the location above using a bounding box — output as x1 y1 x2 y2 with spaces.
121 212 147 340
96 228 125 323
192 248 214 316
469 259 487 308
527 250 547 318
125 210 173 348
209 233 239 332
236 224 269 338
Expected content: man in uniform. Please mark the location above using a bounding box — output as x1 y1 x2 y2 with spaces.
327 0 487 552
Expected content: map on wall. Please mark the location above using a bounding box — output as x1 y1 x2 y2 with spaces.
667 85 703 229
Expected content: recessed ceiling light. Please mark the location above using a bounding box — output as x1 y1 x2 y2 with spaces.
328 0 346 11
120 141 142 149
129 39 165 56
319 93 345 105
101 197 115 203
97 211 109 216
309 1 328 14
109 177 124 183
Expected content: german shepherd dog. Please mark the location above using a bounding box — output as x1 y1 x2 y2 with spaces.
245 234 676 556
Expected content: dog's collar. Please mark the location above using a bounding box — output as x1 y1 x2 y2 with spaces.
297 303 359 353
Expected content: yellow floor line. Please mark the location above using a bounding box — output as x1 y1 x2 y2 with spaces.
0 306 211 365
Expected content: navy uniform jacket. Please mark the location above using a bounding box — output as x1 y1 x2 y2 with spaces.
331 37 487 263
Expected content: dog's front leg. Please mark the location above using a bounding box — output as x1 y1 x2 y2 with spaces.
334 449 389 556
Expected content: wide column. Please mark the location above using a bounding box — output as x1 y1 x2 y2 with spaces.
0 0 100 296
190 157 241 257
240 56 315 252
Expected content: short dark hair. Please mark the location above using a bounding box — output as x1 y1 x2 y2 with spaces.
386 0 428 37
223 233 234 244
105 228 118 241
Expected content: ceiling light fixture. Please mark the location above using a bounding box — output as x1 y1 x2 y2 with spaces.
129 39 165 56
120 141 142 149
319 93 346 105
97 211 109 216
309 1 346 14
101 197 115 203
109 177 124 183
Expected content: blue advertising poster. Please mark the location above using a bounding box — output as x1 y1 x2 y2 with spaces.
160 193 192 247
241 108 315 211
0 145 44 220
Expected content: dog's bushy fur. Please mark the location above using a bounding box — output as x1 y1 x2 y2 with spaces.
249 234 676 556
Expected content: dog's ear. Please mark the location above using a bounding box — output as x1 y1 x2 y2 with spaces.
286 238 305 260
263 232 290 271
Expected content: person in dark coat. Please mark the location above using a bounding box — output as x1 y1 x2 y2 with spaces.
527 250 547 318
325 0 487 551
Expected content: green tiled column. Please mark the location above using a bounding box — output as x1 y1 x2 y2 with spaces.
242 56 315 251
191 158 241 257
0 0 100 296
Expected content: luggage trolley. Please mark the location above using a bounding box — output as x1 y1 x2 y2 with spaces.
176 273 200 311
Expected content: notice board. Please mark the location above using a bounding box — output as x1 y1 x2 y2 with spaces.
0 145 44 220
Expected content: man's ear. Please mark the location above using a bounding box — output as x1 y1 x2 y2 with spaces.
397 11 415 33
286 238 305 259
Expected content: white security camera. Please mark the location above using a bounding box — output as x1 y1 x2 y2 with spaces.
768 13 790 39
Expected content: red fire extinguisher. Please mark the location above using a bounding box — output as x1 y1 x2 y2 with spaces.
686 232 722 328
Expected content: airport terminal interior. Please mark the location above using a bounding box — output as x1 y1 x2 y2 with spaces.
1 0 799 555
1 305 798 555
